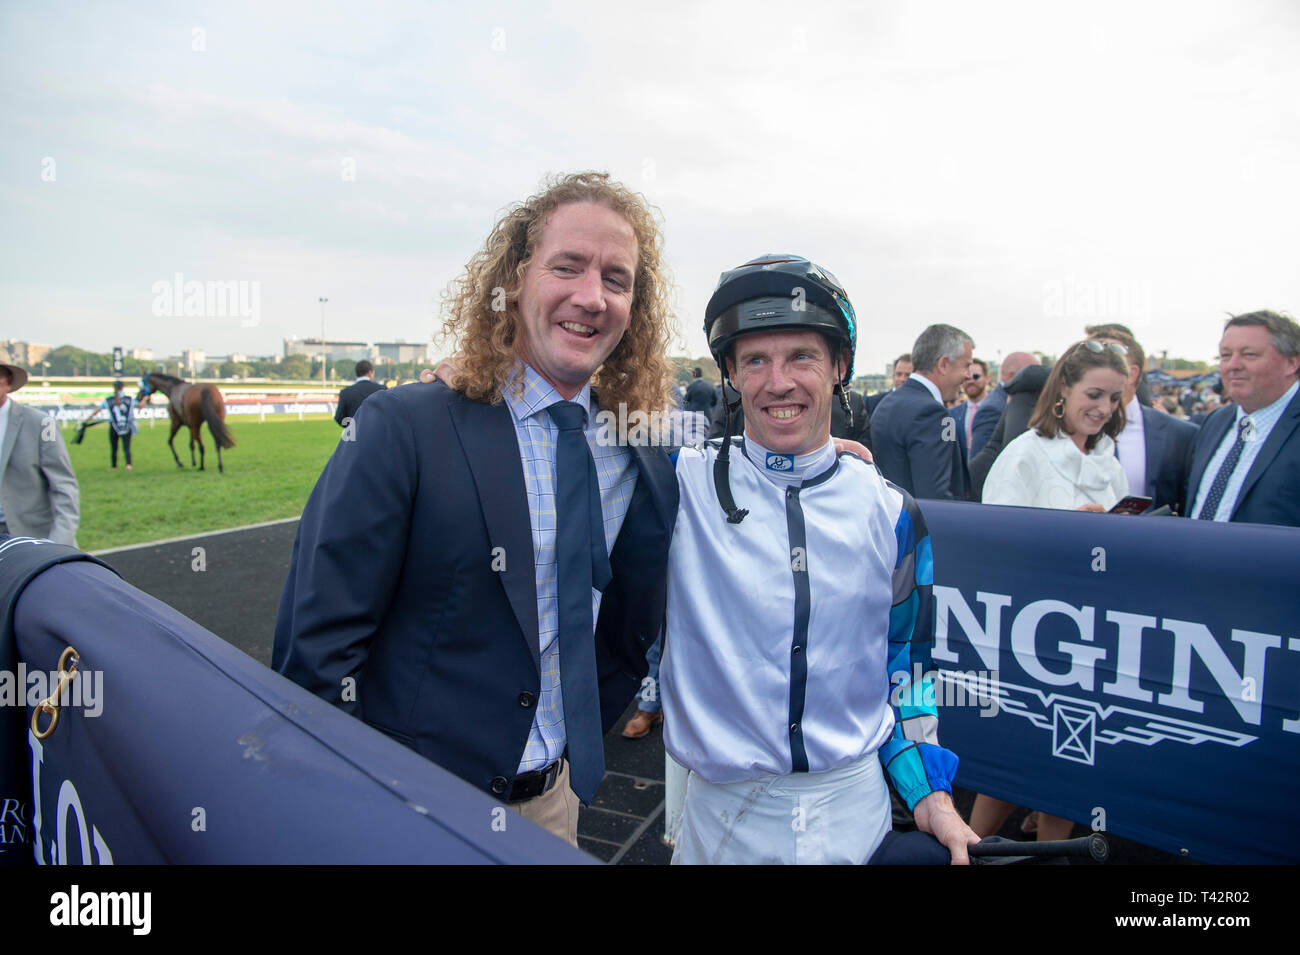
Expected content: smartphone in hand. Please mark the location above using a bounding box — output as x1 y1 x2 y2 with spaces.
1109 495 1153 515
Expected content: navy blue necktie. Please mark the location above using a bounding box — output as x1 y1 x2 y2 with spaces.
548 401 612 803
1197 418 1251 520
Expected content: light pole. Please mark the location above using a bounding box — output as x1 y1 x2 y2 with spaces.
318 297 329 387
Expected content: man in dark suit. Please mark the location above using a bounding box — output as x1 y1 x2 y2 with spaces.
830 387 871 451
1084 326 1199 514
274 173 679 846
334 360 384 427
683 367 715 416
968 351 1039 458
1186 310 1300 526
950 357 989 462
870 325 974 499
864 352 912 417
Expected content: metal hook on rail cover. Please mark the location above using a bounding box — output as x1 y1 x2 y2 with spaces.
31 647 81 740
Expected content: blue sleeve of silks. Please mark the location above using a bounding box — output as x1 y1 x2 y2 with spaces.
877 494 960 810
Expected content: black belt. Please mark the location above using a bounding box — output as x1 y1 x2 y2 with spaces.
508 759 563 803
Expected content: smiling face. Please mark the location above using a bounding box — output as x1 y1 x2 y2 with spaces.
1060 367 1127 446
514 201 638 400
933 341 973 404
728 329 845 455
1219 323 1300 414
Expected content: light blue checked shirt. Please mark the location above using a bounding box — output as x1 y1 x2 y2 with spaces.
1192 380 1299 520
504 364 637 773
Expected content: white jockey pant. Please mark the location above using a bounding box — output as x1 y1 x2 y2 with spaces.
671 751 892 865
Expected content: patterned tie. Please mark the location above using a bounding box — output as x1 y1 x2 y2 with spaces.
548 401 612 803
1197 418 1252 521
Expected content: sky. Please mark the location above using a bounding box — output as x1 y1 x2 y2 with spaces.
3 0 1298 376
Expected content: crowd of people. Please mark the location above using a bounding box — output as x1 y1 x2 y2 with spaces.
675 311 1297 529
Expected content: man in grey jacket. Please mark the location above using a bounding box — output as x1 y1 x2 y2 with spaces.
0 363 79 546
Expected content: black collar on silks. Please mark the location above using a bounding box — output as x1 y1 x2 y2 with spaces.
0 537 118 867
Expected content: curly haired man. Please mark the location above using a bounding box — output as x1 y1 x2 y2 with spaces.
274 173 680 846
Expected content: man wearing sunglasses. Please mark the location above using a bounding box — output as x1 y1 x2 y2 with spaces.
952 357 989 461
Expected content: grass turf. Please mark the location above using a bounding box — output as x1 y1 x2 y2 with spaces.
65 415 340 552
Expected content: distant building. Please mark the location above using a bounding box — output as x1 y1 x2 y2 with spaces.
375 340 432 364
128 348 154 361
2 340 53 367
283 337 371 362
182 349 206 374
856 373 888 394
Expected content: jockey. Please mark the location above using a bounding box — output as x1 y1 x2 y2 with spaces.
660 254 980 864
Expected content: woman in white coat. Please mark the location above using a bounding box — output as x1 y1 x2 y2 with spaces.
971 339 1130 842
982 340 1130 512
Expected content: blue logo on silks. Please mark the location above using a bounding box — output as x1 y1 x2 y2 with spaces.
765 453 794 471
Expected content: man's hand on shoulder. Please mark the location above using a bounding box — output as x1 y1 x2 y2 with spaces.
833 437 872 462
912 790 980 865
419 358 458 385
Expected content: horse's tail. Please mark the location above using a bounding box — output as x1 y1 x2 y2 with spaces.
201 386 237 449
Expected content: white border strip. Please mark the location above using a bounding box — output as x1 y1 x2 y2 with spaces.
91 515 301 556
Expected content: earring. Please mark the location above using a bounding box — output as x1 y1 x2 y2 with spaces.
1053 397 1065 419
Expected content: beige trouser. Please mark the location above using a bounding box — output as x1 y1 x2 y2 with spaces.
509 759 580 847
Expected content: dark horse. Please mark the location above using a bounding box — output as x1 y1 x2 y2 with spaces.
136 372 236 472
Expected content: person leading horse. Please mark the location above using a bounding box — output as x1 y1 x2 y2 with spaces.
136 372 236 473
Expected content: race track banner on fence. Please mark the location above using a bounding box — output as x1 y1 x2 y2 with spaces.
0 536 590 865
922 501 1300 864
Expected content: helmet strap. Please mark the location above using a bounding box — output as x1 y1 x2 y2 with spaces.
835 382 853 430
713 372 749 524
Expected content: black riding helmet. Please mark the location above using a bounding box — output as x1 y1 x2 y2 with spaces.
705 254 857 388
701 254 859 524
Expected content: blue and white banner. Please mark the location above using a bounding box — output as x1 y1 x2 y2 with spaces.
922 501 1300 864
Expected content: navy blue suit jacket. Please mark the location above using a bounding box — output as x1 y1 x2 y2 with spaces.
968 383 1006 458
1133 405 1198 514
334 378 384 426
683 377 715 416
1185 387 1300 526
273 382 679 800
950 401 969 459
864 390 890 418
869 377 968 500
949 401 975 465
